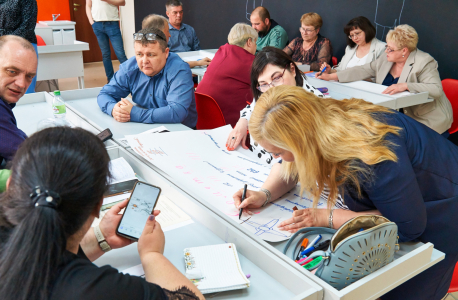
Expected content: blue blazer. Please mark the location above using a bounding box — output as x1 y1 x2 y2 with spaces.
343 111 458 254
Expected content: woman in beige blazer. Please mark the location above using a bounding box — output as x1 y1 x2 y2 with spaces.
317 25 452 135
322 16 386 72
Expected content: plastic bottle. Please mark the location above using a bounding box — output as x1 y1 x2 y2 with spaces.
52 90 66 119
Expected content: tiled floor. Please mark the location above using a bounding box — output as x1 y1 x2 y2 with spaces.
36 60 120 92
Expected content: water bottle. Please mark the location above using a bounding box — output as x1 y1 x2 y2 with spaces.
52 90 66 119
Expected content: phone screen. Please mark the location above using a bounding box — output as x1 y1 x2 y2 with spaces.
117 182 161 240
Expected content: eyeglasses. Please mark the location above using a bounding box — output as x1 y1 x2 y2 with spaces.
256 69 286 92
133 33 165 42
384 45 401 53
348 31 363 40
299 27 316 34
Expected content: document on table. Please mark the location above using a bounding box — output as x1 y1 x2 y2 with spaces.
108 157 137 184
155 195 194 232
342 81 412 98
125 125 331 242
118 126 170 148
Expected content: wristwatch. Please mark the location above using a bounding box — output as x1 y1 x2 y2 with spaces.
94 225 112 252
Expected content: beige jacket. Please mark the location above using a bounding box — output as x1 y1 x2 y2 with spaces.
337 49 453 134
334 38 386 71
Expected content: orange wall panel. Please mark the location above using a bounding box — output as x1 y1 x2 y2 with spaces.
36 0 71 22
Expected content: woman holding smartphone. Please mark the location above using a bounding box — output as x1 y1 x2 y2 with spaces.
0 127 203 300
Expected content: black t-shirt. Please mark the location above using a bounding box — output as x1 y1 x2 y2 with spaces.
49 248 199 300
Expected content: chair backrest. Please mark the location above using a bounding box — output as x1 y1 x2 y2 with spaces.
36 35 46 46
442 79 458 134
194 92 226 130
448 262 458 293
332 56 338 67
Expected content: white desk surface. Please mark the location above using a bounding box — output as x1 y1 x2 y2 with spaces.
37 41 89 54
306 76 432 109
176 49 218 79
14 92 116 147
94 222 294 299
60 88 192 140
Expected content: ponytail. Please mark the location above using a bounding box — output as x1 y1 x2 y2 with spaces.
0 206 65 300
0 127 110 300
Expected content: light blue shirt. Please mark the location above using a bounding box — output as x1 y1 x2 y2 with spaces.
168 23 201 52
97 53 197 128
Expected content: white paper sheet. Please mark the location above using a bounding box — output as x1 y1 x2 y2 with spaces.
108 158 137 184
342 81 412 98
155 195 194 231
126 126 328 242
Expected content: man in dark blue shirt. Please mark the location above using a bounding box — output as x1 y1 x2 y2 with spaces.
165 0 201 53
0 35 36 164
97 27 197 128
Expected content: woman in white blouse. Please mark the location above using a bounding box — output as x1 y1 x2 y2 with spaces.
320 16 385 73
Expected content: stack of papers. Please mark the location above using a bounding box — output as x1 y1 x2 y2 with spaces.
108 157 136 184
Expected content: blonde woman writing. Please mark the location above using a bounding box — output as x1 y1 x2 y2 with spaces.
233 85 458 300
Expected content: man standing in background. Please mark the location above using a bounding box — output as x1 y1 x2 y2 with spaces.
250 6 288 52
86 0 128 83
165 0 203 53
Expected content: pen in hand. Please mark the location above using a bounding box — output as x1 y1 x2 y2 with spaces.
317 65 327 77
239 184 248 220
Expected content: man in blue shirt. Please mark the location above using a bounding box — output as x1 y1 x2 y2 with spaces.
165 0 201 52
0 36 35 164
97 27 197 128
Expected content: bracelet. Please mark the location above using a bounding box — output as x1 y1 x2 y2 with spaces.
328 208 335 229
259 188 271 207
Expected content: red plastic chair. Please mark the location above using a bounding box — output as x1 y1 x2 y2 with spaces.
332 56 338 67
194 92 226 130
446 262 458 299
442 79 458 134
36 35 46 46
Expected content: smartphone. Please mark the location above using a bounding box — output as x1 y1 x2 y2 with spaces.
116 181 161 241
97 128 113 142
104 179 138 197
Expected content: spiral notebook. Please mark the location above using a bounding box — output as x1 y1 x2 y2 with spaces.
184 243 250 294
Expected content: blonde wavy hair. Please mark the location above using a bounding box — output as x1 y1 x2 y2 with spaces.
386 24 418 52
249 86 401 208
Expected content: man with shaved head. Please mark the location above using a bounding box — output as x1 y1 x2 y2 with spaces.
250 6 288 52
0 35 36 164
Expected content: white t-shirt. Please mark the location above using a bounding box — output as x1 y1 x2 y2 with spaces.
345 52 370 69
92 0 119 22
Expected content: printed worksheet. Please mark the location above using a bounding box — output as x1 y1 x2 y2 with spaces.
126 126 327 242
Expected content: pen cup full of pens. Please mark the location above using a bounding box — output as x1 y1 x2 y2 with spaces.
283 215 399 290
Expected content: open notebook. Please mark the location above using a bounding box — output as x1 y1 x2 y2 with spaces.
184 243 250 294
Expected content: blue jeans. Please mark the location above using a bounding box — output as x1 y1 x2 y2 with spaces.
92 21 128 82
26 43 38 94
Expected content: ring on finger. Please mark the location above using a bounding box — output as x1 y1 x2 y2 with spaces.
232 137 235 140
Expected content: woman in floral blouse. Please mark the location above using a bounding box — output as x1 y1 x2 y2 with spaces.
283 12 332 71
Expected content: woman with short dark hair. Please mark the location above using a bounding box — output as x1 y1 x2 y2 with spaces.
320 16 385 74
0 127 203 300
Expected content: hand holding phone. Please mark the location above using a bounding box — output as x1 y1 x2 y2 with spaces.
116 181 161 241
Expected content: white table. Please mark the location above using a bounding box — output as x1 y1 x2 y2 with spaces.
306 75 433 109
58 88 191 142
176 49 218 82
13 90 446 300
36 41 89 89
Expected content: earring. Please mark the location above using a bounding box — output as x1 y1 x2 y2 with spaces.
402 55 405 57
